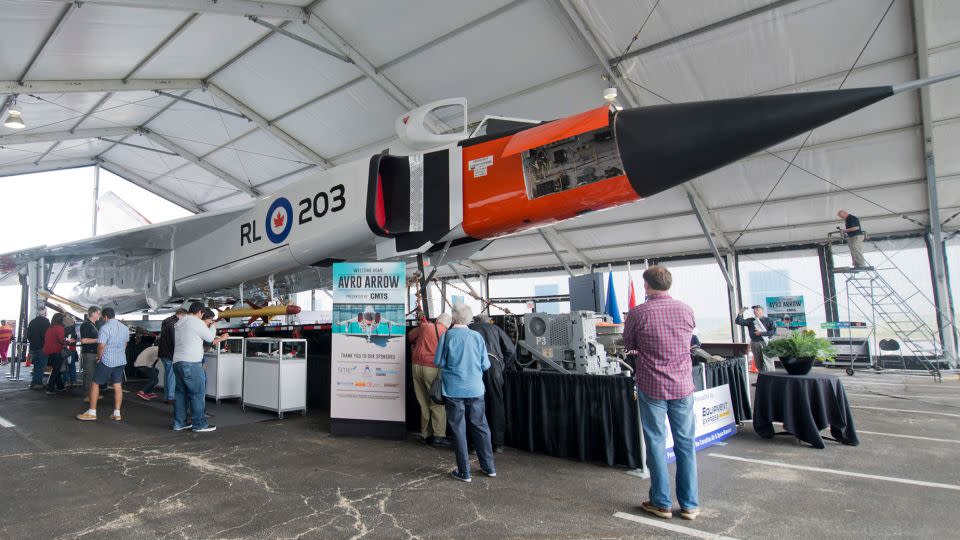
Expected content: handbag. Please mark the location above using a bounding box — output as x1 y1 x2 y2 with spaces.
429 330 449 405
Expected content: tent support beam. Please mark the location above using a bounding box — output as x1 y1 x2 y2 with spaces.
912 0 956 364
247 16 351 63
205 84 333 168
142 129 259 196
538 229 575 278
303 12 449 134
0 127 139 145
99 160 201 213
0 79 203 94
555 0 644 106
0 158 95 178
72 0 307 20
615 0 804 65
155 90 246 118
688 191 734 290
123 13 200 82
542 227 592 269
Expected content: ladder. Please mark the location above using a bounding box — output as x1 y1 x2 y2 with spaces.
834 266 952 380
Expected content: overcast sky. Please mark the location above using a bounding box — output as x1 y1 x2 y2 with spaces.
0 166 191 322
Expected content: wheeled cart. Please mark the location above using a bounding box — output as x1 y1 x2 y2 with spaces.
241 337 308 418
205 336 244 402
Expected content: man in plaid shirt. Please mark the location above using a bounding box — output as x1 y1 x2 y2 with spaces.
623 265 699 521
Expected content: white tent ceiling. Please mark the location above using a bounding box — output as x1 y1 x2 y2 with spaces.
0 0 958 276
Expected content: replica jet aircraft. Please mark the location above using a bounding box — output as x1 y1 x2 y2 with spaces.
2 69 959 314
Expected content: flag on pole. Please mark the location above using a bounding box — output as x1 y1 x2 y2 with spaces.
605 272 622 324
627 262 638 310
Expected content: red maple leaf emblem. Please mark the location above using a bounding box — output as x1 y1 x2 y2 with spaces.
273 211 285 229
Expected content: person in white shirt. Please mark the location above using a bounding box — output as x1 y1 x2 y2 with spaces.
172 302 226 433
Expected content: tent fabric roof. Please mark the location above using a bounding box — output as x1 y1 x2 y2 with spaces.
0 0 958 276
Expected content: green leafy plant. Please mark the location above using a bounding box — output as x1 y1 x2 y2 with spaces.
765 330 836 362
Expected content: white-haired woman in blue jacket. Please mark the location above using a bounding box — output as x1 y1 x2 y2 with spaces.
434 303 496 482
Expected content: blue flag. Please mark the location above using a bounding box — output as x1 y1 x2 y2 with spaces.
605 272 622 323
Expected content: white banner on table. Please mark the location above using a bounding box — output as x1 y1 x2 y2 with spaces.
665 384 737 462
330 262 406 423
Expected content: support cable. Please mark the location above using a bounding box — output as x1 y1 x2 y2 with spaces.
730 0 897 246
621 0 912 242
610 0 662 75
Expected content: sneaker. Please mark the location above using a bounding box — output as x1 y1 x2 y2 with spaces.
640 501 673 520
145 392 159 399
680 508 700 521
136 391 154 401
45 389 57 395
193 426 217 433
494 445 505 453
110 413 122 421
29 384 44 390
76 412 97 421
449 470 471 483
480 468 497 478
430 437 451 448
172 424 193 431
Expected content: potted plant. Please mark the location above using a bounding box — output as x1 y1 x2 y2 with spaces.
764 330 836 375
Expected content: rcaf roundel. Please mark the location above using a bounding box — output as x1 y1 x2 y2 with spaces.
265 197 293 244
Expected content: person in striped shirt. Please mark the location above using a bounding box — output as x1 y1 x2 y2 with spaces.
76 308 129 422
623 265 700 521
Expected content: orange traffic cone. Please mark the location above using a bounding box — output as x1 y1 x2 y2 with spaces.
748 350 759 374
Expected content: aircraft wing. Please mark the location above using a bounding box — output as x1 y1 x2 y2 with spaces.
0 205 250 285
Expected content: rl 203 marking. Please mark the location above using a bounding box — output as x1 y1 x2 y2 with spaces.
240 185 346 246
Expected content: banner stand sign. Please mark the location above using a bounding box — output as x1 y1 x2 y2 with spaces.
330 262 407 439
665 384 737 462
766 295 807 329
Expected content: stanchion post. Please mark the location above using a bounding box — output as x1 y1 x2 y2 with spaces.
625 381 649 479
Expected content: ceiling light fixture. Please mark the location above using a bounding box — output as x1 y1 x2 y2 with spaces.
4 96 26 129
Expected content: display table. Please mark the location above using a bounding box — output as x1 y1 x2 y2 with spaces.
204 336 244 402
753 371 859 449
503 371 641 468
242 338 308 418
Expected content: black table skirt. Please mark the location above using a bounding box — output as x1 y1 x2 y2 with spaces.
502 358 752 468
503 371 641 468
753 371 859 449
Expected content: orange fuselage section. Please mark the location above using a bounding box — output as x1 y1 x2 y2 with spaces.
460 107 641 239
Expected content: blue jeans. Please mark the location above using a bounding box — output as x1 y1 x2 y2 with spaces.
30 349 47 386
135 366 159 393
66 351 78 383
161 357 175 400
445 396 495 477
637 389 699 510
173 362 207 430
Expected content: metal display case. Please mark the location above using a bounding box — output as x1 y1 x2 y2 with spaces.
204 336 244 402
241 337 308 418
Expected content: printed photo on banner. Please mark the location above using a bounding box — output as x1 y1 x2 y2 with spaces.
665 384 737 463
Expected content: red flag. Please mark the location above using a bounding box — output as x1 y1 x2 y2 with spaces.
628 279 638 310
